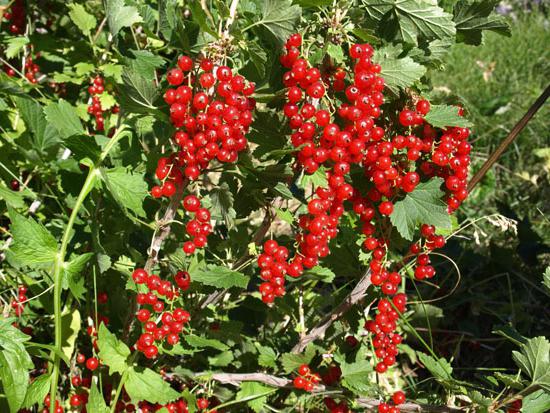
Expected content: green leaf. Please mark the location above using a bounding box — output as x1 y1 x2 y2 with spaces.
275 208 294 225
0 183 26 208
305 266 335 283
236 382 274 412
62 253 93 300
522 390 550 413
298 167 328 190
5 36 29 59
100 63 124 83
281 346 316 373
242 42 268 80
453 0 510 45
44 99 85 139
256 344 278 369
192 265 249 289
117 67 159 113
374 47 427 93
125 367 180 404
272 182 294 199
209 183 236 227
8 209 57 266
127 50 166 81
418 352 454 382
61 309 81 363
208 351 234 367
327 44 345 63
0 351 31 412
97 324 131 375
340 359 374 393
14 97 60 152
64 135 102 162
493 372 524 390
512 336 550 391
361 0 456 45
21 374 50 409
68 3 97 37
250 0 302 45
106 0 143 37
390 178 451 241
424 105 473 128
88 379 110 413
185 335 229 351
0 320 32 412
100 167 148 218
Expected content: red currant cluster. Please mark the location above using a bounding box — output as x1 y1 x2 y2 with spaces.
323 397 350 413
86 75 119 132
364 295 405 374
257 239 290 303
292 364 321 392
132 268 191 358
377 391 406 413
2 0 25 34
4 52 42 82
320 365 342 386
154 55 255 255
10 284 27 316
42 394 64 413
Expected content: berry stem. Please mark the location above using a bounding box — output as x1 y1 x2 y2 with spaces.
49 125 129 413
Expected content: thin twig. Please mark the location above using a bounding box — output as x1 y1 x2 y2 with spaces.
468 83 550 192
185 372 466 413
291 268 372 353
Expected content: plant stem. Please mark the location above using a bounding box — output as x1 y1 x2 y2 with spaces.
49 126 128 413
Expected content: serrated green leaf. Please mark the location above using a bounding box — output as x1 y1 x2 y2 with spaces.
125 367 180 404
106 0 142 37
272 182 294 199
424 105 473 128
305 266 335 283
117 66 159 113
100 167 148 218
62 253 92 300
208 350 234 367
100 63 124 83
453 0 510 45
14 97 60 152
275 208 294 225
236 381 274 412
88 379 109 413
64 135 102 162
44 99 85 139
340 359 374 393
21 374 50 409
185 335 229 351
250 0 302 45
521 389 550 413
512 336 550 391
298 167 328 190
281 346 316 373
493 372 524 390
97 324 131 375
5 36 29 59
256 344 278 369
361 0 456 45
0 183 26 208
8 209 57 266
327 44 345 63
68 3 97 37
374 47 427 92
390 178 451 240
418 352 453 382
192 265 248 289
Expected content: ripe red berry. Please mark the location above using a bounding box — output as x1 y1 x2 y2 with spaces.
86 357 99 371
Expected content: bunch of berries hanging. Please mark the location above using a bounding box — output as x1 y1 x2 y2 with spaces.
153 54 255 255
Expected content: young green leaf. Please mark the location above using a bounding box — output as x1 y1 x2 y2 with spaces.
191 265 249 289
512 336 550 391
105 0 143 38
424 105 473 128
68 3 97 37
7 209 57 267
44 99 85 139
390 178 451 240
125 367 180 404
97 324 131 375
100 167 149 218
